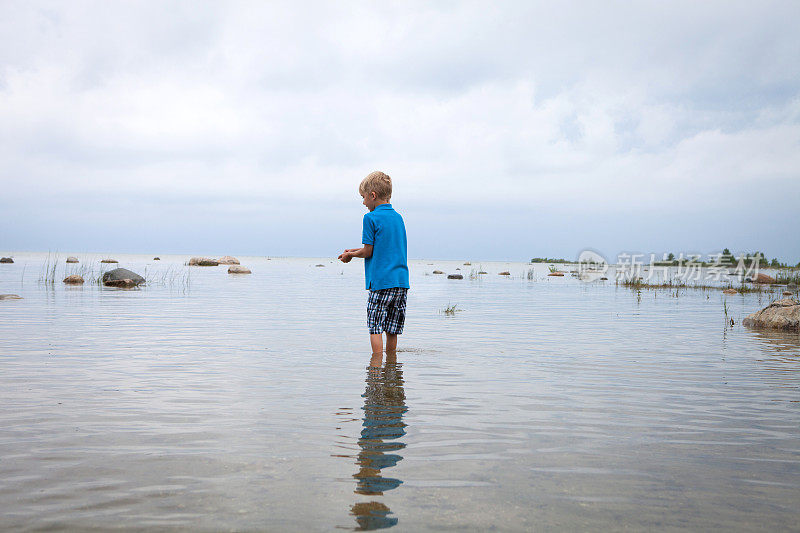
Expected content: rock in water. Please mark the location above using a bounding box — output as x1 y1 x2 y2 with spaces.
784 291 793 296
0 257 13 263
0 294 22 300
447 274 463 279
752 272 776 284
153 257 161 261
432 270 444 274
66 257 79 263
499 271 510 276
228 266 251 274
743 298 800 330
63 275 84 284
102 268 145 288
100 259 118 263
722 288 737 295
188 257 219 266
218 256 240 265
547 272 565 277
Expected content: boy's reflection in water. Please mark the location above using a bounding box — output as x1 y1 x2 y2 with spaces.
350 351 407 530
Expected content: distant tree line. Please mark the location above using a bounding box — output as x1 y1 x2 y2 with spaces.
656 248 799 268
530 257 571 264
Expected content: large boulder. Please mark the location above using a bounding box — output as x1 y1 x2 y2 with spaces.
0 257 13 263
189 257 219 266
743 298 800 330
750 272 776 284
228 265 251 274
66 257 79 263
0 294 22 300
63 275 84 284
218 256 240 265
102 268 145 288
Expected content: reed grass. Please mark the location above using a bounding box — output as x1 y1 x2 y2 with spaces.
38 252 59 284
775 271 800 285
618 276 772 294
441 303 461 315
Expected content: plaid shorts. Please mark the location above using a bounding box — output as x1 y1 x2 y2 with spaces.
367 287 408 335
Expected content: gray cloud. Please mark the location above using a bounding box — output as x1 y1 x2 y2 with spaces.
1 1 798 261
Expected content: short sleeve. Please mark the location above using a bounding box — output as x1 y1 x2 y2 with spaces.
362 214 375 245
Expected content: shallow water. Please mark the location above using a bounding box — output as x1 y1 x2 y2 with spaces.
1 253 798 531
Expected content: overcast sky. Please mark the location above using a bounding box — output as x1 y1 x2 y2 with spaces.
1 1 798 262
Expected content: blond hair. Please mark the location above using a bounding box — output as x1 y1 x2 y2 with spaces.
359 171 392 200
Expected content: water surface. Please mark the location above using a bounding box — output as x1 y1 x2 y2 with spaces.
1 253 798 530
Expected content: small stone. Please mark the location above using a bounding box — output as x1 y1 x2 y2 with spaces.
0 257 13 263
463 262 471 265
315 264 325 267
600 277 608 280
188 257 219 266
63 275 84 284
153 257 161 261
447 274 463 279
66 257 79 263
0 294 22 300
722 288 737 295
432 270 444 274
784 291 793 296
218 256 240 265
499 271 510 276
228 266 252 274
478 271 487 274
547 272 565 277
100 259 118 263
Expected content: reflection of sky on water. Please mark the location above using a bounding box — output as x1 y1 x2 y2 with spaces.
2 255 799 530
350 364 407 530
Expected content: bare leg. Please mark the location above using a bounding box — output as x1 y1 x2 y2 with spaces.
385 333 398 353
370 334 383 356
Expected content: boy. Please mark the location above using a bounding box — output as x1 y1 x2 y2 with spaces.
338 171 410 360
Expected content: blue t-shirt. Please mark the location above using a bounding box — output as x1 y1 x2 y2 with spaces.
362 204 410 291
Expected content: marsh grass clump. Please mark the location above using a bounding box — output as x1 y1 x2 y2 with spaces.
618 276 777 295
775 270 800 285
144 265 191 290
548 264 558 273
39 253 60 285
441 303 462 315
527 268 536 280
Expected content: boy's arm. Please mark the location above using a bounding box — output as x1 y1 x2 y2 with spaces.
338 244 373 263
